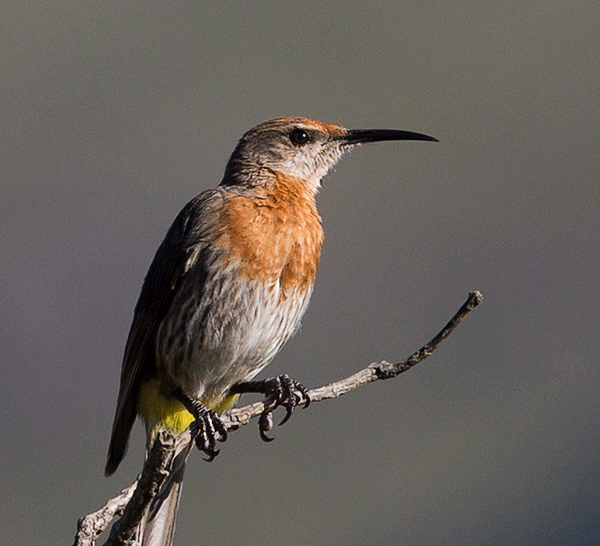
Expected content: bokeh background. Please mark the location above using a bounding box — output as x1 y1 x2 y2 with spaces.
2 2 599 545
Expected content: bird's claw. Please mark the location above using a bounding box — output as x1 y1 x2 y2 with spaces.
257 374 310 442
190 408 227 461
175 389 227 462
259 411 274 442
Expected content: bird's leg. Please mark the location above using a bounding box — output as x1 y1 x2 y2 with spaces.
230 374 310 442
174 389 227 462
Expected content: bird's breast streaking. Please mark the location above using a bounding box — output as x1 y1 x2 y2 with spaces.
156 174 324 408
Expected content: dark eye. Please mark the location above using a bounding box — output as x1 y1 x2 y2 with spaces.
289 128 312 146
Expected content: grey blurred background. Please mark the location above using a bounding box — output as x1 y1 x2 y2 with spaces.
2 2 599 545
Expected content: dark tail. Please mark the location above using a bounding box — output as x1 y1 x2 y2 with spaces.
136 462 186 546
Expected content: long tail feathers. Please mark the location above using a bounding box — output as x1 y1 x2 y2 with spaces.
136 462 186 546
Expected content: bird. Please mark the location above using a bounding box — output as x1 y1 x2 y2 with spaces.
105 116 437 545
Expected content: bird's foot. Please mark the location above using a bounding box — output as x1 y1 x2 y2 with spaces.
174 390 227 462
231 374 310 442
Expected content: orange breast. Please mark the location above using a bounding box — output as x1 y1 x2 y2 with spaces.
214 173 324 295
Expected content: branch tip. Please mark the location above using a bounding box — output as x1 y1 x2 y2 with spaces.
467 290 483 307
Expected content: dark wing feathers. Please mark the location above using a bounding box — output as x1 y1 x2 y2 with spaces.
105 190 221 475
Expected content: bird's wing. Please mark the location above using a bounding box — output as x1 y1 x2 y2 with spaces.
105 189 223 476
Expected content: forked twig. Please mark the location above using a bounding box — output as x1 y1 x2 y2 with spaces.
73 291 483 546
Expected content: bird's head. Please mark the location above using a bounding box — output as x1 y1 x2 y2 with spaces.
221 117 437 193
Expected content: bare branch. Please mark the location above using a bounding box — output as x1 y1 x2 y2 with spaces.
73 291 482 546
225 290 483 427
73 483 136 546
103 431 176 546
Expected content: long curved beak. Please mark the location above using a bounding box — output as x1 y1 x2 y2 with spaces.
341 128 438 145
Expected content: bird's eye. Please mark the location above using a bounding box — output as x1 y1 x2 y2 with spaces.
289 128 312 146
